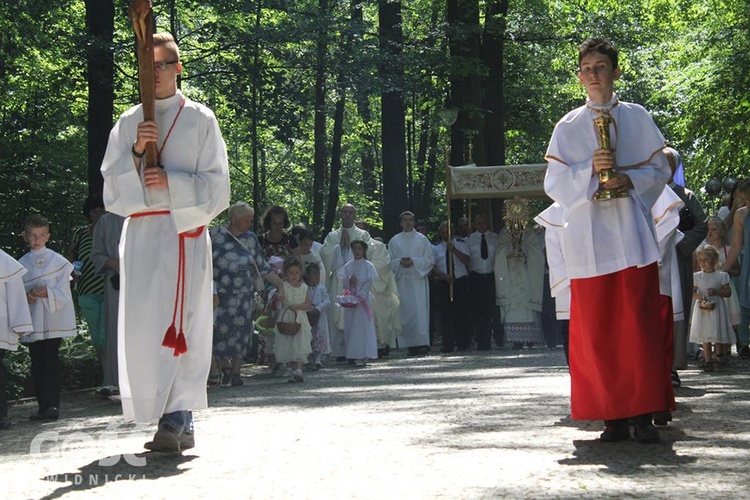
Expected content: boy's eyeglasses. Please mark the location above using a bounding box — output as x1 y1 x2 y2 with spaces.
154 61 178 71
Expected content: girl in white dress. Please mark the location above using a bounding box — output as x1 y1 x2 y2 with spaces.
304 263 330 370
338 240 378 366
274 256 312 383
690 245 733 372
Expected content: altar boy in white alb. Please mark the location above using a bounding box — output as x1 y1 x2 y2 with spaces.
19 215 77 422
388 211 434 355
101 33 230 451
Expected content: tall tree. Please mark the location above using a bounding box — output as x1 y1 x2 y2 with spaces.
311 0 330 232
85 0 115 198
379 0 408 238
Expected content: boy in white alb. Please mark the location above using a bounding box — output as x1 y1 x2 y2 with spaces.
19 214 76 421
101 33 230 451
543 37 673 443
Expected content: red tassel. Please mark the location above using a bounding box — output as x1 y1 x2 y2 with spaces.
162 324 177 349
174 330 188 356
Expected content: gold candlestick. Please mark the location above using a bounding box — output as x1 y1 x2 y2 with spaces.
593 115 628 201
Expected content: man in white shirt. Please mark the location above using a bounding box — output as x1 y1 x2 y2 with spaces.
433 221 471 352
465 214 499 350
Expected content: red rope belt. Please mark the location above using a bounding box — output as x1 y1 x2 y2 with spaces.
130 211 205 357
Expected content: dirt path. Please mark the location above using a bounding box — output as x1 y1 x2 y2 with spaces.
2 348 749 499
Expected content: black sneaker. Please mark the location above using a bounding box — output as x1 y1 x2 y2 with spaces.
671 371 682 388
600 421 630 442
653 411 672 426
29 407 59 421
740 346 750 359
634 423 661 443
230 373 244 386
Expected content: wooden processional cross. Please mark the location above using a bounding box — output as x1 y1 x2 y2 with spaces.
128 0 159 169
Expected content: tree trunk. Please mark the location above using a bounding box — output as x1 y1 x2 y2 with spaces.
324 1 360 237
350 1 378 225
84 0 114 198
482 0 508 166
481 0 509 228
447 0 483 168
379 0 408 239
252 0 263 230
312 0 330 233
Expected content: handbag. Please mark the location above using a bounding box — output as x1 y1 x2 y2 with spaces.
223 227 266 291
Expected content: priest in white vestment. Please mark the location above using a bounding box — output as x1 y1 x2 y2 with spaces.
101 33 230 452
494 228 545 347
388 211 434 355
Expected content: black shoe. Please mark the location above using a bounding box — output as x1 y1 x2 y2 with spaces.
231 373 244 386
671 371 681 388
0 417 11 430
653 411 672 426
144 425 181 452
220 368 232 387
634 423 661 443
29 407 59 421
740 346 750 359
335 356 347 363
600 421 630 442
440 348 454 354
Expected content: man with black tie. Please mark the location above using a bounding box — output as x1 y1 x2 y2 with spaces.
466 214 498 350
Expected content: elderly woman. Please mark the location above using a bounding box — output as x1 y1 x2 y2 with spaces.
258 205 298 261
210 201 283 387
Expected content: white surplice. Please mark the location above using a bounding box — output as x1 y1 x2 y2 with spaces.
544 94 670 279
652 187 685 321
19 248 76 344
0 249 33 350
534 203 570 320
101 91 230 423
388 230 433 348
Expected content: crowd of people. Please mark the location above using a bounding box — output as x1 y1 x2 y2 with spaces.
2 34 749 455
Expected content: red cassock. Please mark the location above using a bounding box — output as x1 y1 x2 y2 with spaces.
569 263 675 420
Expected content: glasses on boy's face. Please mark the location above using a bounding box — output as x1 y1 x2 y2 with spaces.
577 63 610 76
154 61 178 71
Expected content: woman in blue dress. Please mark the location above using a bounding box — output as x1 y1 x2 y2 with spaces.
210 202 283 386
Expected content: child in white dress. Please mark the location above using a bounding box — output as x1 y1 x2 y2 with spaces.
690 245 733 372
702 217 742 361
338 240 378 366
274 256 312 383
304 263 330 370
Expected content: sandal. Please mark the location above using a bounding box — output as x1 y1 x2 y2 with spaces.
207 372 221 389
